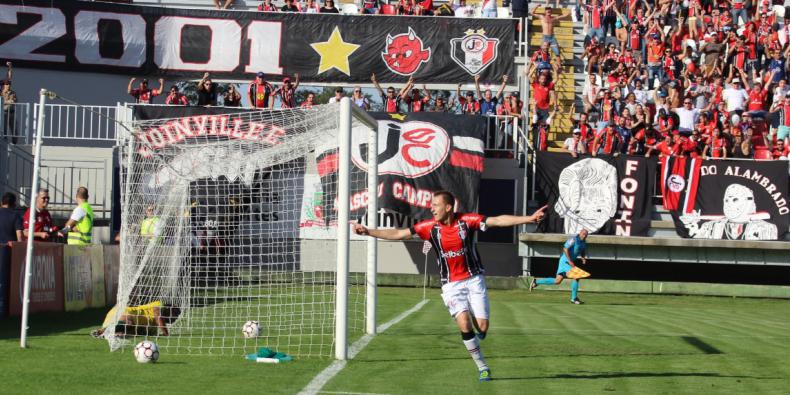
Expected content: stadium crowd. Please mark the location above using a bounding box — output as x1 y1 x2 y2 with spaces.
212 0 522 17
529 1 790 161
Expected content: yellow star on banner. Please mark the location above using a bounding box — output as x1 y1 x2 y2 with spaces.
389 114 406 121
310 27 360 76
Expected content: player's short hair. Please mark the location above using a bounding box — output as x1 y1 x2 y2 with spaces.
2 192 16 207
76 186 89 200
161 305 182 324
433 190 455 207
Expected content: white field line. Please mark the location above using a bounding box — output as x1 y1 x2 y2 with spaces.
319 392 391 395
299 299 429 395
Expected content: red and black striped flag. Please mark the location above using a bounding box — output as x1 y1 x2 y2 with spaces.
660 156 702 214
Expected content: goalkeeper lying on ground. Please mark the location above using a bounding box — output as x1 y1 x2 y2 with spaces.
91 300 181 338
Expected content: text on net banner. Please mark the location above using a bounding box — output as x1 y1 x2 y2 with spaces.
0 0 516 83
130 106 487 239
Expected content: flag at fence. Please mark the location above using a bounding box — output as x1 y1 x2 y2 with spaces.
660 156 701 213
422 241 432 255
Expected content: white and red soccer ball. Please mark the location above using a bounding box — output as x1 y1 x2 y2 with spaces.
133 340 160 363
242 321 260 339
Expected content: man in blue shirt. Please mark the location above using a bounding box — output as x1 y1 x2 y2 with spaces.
475 74 508 116
530 229 588 304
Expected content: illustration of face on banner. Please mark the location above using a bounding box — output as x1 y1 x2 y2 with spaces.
672 161 790 240
381 27 432 76
554 158 618 234
537 152 657 236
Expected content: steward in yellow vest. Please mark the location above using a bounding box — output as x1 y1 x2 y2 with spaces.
60 186 93 246
140 205 161 242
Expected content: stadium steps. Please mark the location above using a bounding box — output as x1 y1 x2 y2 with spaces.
527 3 581 150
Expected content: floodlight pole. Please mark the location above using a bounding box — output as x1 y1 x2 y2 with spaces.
335 98 352 360
21 89 48 348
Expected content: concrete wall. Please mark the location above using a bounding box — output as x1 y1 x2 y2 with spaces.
301 239 522 277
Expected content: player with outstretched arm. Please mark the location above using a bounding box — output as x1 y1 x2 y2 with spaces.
530 229 589 304
353 190 546 382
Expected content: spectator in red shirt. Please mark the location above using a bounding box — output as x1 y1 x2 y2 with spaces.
530 72 556 123
772 139 788 159
127 77 163 104
22 188 53 241
455 86 481 115
301 92 316 109
249 72 274 109
164 85 189 106
275 74 300 108
258 0 278 12
372 73 408 113
704 127 728 159
401 79 431 112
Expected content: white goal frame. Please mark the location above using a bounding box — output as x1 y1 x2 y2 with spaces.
337 98 379 359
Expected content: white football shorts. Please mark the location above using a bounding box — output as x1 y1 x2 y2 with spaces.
440 274 489 319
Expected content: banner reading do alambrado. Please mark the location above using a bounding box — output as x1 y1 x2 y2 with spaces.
0 0 514 83
663 158 790 240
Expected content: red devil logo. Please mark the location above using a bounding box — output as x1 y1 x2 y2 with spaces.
381 27 432 76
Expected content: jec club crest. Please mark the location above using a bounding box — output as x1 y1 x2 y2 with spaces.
450 29 500 76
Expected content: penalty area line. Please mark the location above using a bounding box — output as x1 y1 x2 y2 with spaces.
299 299 429 395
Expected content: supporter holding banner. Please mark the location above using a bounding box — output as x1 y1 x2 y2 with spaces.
664 159 790 241
536 152 656 236
0 0 514 83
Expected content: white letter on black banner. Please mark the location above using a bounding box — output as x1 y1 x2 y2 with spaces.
0 5 66 62
245 21 284 75
154 17 241 72
74 11 146 67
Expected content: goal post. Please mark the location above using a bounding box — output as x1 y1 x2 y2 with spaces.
112 99 378 360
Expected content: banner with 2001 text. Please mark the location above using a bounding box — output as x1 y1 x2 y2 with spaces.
0 0 515 83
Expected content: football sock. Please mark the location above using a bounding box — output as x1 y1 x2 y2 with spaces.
462 332 488 371
536 278 556 286
571 280 579 300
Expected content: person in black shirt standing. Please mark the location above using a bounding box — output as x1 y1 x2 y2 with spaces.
0 192 22 244
197 72 218 106
281 0 299 11
0 192 22 317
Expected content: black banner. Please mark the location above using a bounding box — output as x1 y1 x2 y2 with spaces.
669 159 790 240
0 0 515 83
536 152 656 236
131 106 486 225
320 111 487 222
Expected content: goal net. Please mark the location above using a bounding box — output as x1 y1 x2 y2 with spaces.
109 102 376 357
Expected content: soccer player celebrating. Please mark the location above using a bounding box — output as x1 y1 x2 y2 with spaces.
352 191 546 382
530 229 589 304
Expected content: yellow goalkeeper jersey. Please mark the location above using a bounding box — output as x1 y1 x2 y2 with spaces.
102 300 162 329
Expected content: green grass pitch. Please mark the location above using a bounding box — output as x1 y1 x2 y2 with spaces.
2 287 789 394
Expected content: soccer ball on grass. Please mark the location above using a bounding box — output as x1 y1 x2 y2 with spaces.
242 320 260 338
133 340 160 363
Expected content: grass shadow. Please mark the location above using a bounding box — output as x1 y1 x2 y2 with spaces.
0 308 106 339
494 372 782 381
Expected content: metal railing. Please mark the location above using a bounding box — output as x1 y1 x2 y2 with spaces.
38 158 111 220
483 114 524 158
34 103 119 141
0 101 32 144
